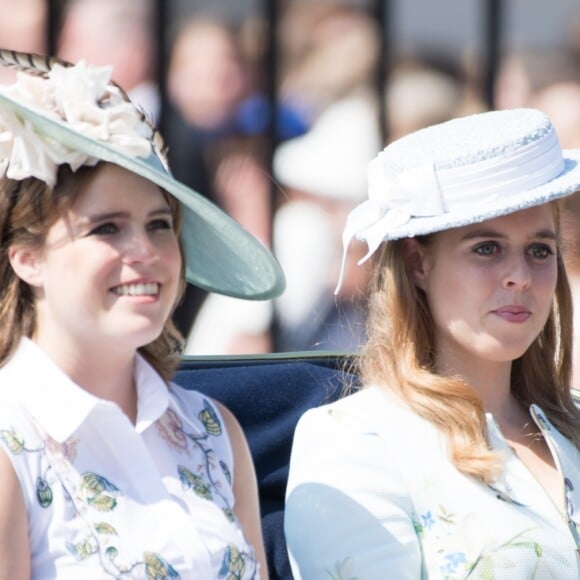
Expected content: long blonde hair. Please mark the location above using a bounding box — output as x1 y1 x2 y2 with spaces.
360 213 580 483
0 163 185 381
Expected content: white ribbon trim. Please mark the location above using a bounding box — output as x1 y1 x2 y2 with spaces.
335 126 565 294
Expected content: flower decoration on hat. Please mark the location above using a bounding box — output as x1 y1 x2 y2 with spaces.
0 50 166 187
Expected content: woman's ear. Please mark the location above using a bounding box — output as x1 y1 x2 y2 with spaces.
8 245 44 288
403 238 429 290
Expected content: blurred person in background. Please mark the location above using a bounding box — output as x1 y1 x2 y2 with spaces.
185 93 381 355
166 16 277 338
183 3 382 354
384 56 482 142
166 16 249 201
271 93 381 352
0 0 46 84
57 0 159 123
277 1 381 128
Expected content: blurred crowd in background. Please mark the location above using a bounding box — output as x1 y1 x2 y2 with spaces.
2 0 580 378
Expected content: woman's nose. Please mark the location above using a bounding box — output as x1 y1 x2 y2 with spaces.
503 254 531 289
123 230 158 264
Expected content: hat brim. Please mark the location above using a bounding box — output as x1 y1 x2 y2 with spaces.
0 91 285 300
381 154 580 241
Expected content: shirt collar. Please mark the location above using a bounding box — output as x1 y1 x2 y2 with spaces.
133 353 172 434
2 338 171 442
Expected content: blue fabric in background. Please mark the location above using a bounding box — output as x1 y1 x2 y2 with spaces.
174 359 358 580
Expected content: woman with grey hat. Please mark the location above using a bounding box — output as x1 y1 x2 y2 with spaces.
0 51 284 578
285 108 580 578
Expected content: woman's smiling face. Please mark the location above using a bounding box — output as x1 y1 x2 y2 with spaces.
408 204 558 372
21 163 182 353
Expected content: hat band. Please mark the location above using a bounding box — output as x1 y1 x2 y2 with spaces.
335 126 565 293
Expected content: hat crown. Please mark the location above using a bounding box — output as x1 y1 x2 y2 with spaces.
382 108 553 176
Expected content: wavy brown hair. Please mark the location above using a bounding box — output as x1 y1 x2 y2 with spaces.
359 206 580 483
0 163 185 381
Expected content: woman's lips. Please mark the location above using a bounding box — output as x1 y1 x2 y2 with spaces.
492 306 531 323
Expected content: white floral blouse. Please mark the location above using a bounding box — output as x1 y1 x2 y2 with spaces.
0 338 259 579
285 385 580 579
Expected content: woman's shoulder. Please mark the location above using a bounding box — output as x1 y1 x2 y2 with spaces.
296 383 425 437
289 383 446 486
168 382 224 421
0 381 39 442
166 382 234 457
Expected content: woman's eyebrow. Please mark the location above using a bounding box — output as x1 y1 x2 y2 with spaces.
461 229 506 240
461 228 556 241
86 207 172 223
86 211 127 223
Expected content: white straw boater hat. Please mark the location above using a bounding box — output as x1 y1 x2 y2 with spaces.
0 50 285 300
337 107 580 291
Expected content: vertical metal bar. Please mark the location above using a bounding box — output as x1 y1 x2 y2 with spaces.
375 0 391 145
265 0 279 158
483 0 501 109
155 0 168 136
46 0 61 55
264 0 280 351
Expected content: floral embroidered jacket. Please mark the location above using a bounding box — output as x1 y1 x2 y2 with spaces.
285 385 580 579
0 338 259 579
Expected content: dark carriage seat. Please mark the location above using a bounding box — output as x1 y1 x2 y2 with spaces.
173 353 359 580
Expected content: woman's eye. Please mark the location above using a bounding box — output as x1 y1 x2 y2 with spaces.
529 244 555 259
474 242 499 256
147 218 172 232
89 222 118 236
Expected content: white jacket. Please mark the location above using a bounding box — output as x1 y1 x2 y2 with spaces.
285 385 580 579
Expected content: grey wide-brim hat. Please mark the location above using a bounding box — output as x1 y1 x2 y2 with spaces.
336 108 580 291
0 50 285 300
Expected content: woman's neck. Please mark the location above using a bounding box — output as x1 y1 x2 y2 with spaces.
435 349 515 417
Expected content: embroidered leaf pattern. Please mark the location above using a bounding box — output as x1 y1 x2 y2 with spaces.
78 472 121 512
89 494 118 512
0 392 256 577
220 459 232 485
223 507 236 523
80 473 120 495
199 400 222 436
178 465 213 500
35 476 53 508
437 504 456 525
1 428 24 454
95 522 118 535
144 552 180 579
66 539 97 561
218 544 246 579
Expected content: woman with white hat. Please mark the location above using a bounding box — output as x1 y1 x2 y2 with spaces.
285 108 580 578
0 50 284 578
